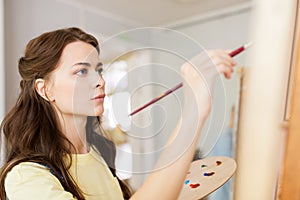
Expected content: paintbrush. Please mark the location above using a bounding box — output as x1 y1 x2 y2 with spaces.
129 42 252 116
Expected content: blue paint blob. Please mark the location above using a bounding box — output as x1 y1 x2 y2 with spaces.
204 172 215 176
184 180 190 185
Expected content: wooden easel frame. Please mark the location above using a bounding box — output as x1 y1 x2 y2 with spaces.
284 0 300 121
278 0 300 198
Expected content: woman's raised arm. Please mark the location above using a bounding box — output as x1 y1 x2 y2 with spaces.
130 49 236 200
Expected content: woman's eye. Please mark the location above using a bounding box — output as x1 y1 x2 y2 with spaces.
76 68 88 76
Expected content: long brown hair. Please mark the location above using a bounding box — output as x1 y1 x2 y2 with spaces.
0 27 131 199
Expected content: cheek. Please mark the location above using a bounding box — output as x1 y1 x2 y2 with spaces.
72 83 90 106
52 82 76 110
55 80 94 112
51 77 101 115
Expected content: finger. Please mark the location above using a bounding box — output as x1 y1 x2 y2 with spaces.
225 73 231 79
209 50 237 67
225 49 232 54
216 63 230 74
209 62 232 79
224 66 235 79
211 56 233 70
220 53 237 66
219 62 236 79
214 49 237 66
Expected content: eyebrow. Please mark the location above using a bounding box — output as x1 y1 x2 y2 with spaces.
72 62 103 68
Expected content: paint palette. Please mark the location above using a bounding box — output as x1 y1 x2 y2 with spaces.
178 156 237 200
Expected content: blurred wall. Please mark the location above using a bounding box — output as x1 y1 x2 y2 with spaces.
0 0 5 165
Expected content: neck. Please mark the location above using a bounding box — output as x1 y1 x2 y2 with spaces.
58 113 89 154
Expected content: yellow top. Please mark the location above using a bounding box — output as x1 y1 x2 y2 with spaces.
4 147 124 200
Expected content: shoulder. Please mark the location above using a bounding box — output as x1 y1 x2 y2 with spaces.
5 162 75 200
5 162 59 183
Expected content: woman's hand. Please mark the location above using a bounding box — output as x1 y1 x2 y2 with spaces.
181 49 236 118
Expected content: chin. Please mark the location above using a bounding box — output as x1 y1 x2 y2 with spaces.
93 108 104 116
94 111 104 117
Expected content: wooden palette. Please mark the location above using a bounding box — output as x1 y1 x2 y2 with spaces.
178 156 237 200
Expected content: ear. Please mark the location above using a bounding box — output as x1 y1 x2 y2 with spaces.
35 78 55 102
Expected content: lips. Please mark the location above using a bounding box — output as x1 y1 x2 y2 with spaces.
91 94 105 100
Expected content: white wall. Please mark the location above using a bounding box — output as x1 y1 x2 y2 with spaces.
0 0 5 165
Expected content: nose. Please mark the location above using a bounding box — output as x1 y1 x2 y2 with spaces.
96 76 105 89
93 73 105 89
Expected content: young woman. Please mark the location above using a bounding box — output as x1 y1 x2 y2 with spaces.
0 27 236 200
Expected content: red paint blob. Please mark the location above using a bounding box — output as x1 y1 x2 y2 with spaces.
189 183 200 188
216 161 222 166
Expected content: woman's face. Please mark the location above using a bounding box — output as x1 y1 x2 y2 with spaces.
47 41 105 117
